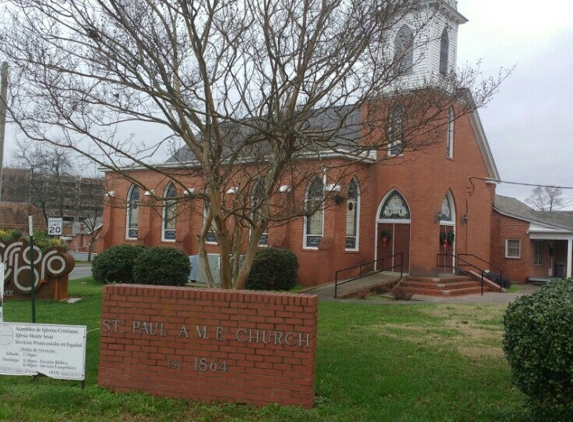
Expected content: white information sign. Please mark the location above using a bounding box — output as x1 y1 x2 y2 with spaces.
0 323 86 380
47 218 63 236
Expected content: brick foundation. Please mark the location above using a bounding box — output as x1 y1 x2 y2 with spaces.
98 285 318 408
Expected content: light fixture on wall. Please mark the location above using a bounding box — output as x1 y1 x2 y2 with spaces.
144 190 155 196
325 184 341 192
226 187 238 194
279 185 291 193
462 214 469 223
105 190 115 197
184 188 196 195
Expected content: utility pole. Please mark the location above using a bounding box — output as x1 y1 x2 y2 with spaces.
0 62 8 207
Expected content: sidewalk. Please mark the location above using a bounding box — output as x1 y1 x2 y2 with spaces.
341 283 541 305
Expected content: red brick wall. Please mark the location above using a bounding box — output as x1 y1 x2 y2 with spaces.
98 285 318 408
98 104 496 285
490 211 553 283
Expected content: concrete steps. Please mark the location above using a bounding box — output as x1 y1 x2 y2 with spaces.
397 276 497 297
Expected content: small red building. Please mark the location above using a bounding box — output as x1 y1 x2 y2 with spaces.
491 195 573 283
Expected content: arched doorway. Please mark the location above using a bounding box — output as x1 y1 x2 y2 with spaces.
438 191 456 272
376 190 410 273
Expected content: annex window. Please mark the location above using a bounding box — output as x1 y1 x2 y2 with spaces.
345 178 360 250
388 105 405 156
394 24 414 75
534 240 543 265
126 185 139 239
162 183 177 241
251 179 268 246
505 239 521 259
446 107 454 158
304 177 324 248
439 28 449 75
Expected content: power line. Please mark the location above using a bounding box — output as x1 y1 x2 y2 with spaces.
471 177 573 190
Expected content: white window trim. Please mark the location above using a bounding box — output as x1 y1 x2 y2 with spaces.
447 107 454 158
303 177 324 250
125 185 139 240
345 179 360 251
505 239 521 259
162 184 177 242
203 200 218 244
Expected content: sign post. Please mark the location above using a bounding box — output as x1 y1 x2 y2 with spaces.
0 263 4 322
29 216 35 323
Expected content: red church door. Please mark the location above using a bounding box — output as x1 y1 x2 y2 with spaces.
377 223 410 273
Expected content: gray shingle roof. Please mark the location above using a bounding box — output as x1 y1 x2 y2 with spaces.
494 194 573 231
166 105 363 164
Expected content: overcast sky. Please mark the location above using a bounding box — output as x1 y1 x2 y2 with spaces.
457 0 573 207
3 0 572 206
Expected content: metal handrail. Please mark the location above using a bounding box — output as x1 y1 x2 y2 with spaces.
334 253 404 298
457 253 503 283
437 253 502 294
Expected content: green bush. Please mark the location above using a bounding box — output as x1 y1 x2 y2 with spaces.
0 229 23 242
503 279 573 419
92 244 146 284
245 248 299 291
133 247 190 286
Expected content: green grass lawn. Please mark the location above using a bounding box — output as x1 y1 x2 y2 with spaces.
0 279 528 421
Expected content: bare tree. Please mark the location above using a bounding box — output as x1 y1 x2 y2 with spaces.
525 186 572 212
10 141 104 258
0 0 505 289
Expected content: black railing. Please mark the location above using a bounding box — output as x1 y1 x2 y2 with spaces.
437 253 504 295
457 253 507 287
334 253 404 298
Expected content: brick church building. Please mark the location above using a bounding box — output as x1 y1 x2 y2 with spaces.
97 1 521 287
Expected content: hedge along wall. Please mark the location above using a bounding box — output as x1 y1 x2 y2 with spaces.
98 285 318 408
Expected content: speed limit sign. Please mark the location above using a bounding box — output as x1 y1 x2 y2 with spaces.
48 218 63 236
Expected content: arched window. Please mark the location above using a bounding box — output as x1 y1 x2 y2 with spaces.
162 183 177 241
304 177 324 248
438 192 454 222
439 28 449 75
126 185 139 239
203 191 217 243
394 24 414 74
345 178 360 250
447 107 454 158
252 179 268 246
379 190 410 220
388 105 405 156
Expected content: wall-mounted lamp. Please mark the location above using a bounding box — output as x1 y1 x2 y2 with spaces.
184 188 196 195
144 190 155 196
462 214 469 223
105 190 115 197
279 185 291 193
226 187 238 194
325 184 341 192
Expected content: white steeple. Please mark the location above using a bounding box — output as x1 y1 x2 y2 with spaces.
389 0 468 90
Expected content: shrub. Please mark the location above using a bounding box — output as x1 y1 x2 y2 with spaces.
503 279 573 419
390 286 413 301
245 248 299 291
92 244 146 284
133 247 190 286
0 229 23 242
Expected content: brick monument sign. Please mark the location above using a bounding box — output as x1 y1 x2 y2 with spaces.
99 285 318 408
0 240 75 301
